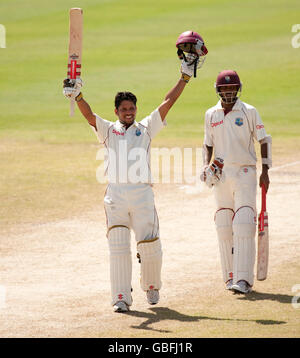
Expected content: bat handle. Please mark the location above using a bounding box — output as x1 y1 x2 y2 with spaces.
261 183 266 211
70 98 75 117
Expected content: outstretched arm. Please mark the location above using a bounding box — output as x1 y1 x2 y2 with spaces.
75 94 96 129
158 78 187 121
63 79 97 129
158 54 200 121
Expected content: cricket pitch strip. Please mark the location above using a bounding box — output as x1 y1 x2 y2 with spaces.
0 162 299 338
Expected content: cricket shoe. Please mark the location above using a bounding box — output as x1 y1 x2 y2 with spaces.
225 279 233 290
147 289 160 305
231 280 252 294
113 301 130 313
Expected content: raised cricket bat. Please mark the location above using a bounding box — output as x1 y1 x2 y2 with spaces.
67 8 83 116
257 183 269 281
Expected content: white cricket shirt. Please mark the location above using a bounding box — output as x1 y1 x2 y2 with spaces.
204 99 267 166
93 108 166 184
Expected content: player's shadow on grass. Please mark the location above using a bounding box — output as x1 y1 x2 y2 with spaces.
235 290 294 304
126 307 286 333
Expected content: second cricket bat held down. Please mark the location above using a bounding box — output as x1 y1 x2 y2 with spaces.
257 183 269 281
68 8 83 116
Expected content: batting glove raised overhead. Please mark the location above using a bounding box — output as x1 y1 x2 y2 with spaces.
63 78 83 99
180 53 200 82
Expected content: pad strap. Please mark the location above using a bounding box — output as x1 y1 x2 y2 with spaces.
137 237 159 263
107 225 129 237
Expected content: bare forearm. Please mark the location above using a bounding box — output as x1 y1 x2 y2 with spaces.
76 96 96 128
158 78 187 120
260 143 269 172
203 144 213 165
260 142 270 191
165 78 187 104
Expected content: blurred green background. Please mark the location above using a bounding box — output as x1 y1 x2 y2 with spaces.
0 0 299 228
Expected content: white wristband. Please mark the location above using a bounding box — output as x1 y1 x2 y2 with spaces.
262 158 272 168
260 135 272 168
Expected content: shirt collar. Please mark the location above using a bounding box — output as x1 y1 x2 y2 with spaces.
115 120 138 131
215 100 223 110
232 99 243 110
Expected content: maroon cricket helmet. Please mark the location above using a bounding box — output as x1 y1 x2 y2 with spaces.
176 31 208 56
215 70 243 103
215 70 241 89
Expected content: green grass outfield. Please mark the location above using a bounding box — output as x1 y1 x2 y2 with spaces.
0 0 300 338
1 0 299 142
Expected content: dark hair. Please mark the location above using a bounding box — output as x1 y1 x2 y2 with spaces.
114 92 137 109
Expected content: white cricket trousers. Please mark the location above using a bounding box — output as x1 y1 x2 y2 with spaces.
104 183 162 306
213 165 257 286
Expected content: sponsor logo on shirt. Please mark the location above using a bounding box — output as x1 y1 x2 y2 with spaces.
135 129 141 136
235 117 243 126
112 129 125 136
256 124 264 129
211 120 223 127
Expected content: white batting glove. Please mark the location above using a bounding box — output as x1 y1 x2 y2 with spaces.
181 54 199 78
63 78 83 99
205 169 220 188
200 165 220 187
200 165 209 182
203 158 225 188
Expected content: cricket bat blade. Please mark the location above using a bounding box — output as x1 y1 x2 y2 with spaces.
257 184 269 281
67 8 83 117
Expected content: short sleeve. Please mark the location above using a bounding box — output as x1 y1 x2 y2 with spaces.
204 110 213 147
139 108 166 139
252 108 267 142
92 114 113 143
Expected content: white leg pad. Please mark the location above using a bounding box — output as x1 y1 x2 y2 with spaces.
137 238 162 291
232 207 256 286
107 226 132 306
215 208 234 282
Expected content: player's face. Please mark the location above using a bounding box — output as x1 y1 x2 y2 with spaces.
218 85 239 104
115 100 137 127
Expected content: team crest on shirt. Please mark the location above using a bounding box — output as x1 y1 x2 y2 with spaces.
235 117 243 126
135 128 141 136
